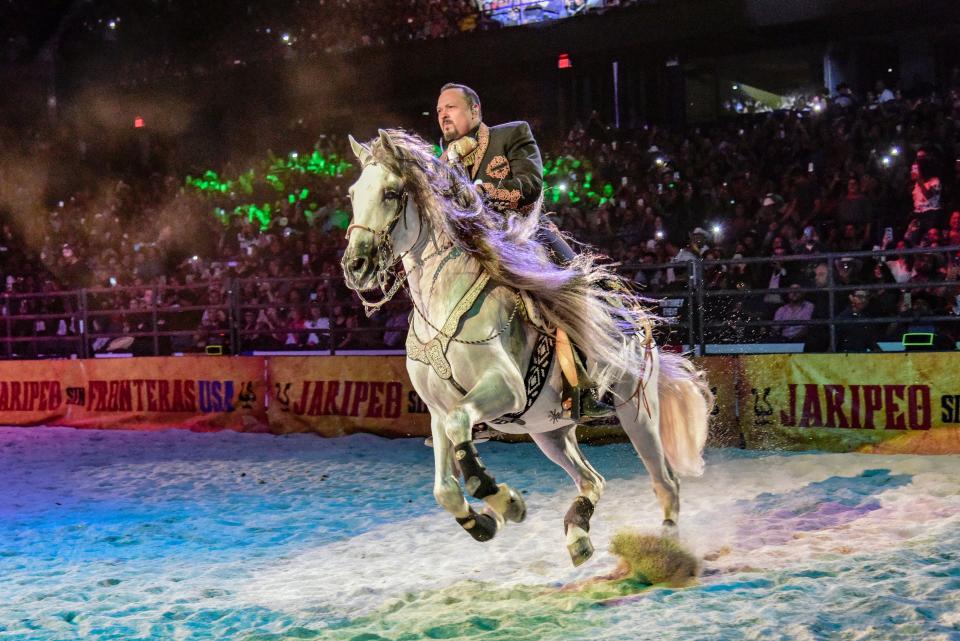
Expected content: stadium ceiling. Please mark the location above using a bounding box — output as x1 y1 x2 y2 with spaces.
0 0 78 61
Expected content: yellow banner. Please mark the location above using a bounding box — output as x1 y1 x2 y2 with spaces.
735 353 960 454
0 359 80 426
0 356 267 431
266 356 431 437
0 352 955 454
696 356 740 447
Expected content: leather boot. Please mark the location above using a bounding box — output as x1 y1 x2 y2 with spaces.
561 353 615 421
576 360 615 420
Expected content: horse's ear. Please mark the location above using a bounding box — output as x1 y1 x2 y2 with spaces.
377 129 401 160
348 134 372 165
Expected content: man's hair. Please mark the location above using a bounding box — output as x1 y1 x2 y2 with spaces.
440 83 481 115
916 149 939 179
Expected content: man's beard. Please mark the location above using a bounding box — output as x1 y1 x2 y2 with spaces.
442 128 459 142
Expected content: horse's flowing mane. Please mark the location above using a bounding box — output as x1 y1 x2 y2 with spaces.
368 129 658 388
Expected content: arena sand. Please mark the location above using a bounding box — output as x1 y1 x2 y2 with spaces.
0 426 957 641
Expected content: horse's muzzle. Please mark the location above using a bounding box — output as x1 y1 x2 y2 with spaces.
341 248 377 291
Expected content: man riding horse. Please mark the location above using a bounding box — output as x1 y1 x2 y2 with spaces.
436 82 611 421
342 123 711 561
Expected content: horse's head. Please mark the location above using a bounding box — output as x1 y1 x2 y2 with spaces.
342 130 423 293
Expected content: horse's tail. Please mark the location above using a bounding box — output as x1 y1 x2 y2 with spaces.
656 348 713 477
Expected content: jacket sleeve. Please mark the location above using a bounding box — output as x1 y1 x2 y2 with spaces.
500 122 543 209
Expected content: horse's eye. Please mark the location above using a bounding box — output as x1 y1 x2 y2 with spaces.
383 190 399 201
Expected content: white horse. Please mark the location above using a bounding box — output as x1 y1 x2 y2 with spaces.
342 129 712 566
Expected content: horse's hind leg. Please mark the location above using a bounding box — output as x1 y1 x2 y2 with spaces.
442 370 528 541
614 369 681 537
531 426 606 566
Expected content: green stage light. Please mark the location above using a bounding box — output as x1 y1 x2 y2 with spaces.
184 149 354 230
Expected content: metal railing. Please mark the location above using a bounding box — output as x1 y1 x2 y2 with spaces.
625 244 960 354
1 246 957 359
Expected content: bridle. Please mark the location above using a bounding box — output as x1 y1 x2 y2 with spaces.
344 188 420 316
343 154 520 349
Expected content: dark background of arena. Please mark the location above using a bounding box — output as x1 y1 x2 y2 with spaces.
0 0 959 356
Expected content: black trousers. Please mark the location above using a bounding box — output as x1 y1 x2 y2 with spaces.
538 220 577 263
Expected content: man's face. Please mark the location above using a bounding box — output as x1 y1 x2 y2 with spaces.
437 88 479 142
814 264 828 286
850 292 868 313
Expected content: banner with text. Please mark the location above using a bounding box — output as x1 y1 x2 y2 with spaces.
735 353 960 454
0 353 955 454
0 357 268 431
266 356 431 437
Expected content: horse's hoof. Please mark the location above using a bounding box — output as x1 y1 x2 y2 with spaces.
457 508 499 542
567 531 594 567
501 485 527 523
661 519 679 539
485 483 527 523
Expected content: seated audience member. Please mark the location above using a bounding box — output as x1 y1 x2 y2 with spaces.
304 303 330 348
835 289 880 352
773 284 814 342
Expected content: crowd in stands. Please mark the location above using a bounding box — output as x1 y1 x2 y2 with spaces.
549 79 960 349
7 1 641 87
1 75 959 356
182 0 488 69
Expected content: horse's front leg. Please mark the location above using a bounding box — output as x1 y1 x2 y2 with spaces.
443 369 527 542
430 412 470 521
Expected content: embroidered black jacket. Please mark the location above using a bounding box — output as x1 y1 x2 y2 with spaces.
445 121 544 214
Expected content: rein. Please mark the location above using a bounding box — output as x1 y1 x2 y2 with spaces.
344 191 417 316
345 180 522 345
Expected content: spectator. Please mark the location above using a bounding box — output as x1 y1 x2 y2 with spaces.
875 81 895 104
945 210 960 246
834 82 856 109
837 176 873 242
758 246 793 316
304 303 330 348
284 307 308 347
835 289 880 352
911 150 943 233
773 284 815 342
330 304 359 351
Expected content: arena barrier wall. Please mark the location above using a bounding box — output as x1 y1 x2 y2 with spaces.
0 356 269 431
0 354 956 453
266 356 430 437
731 353 960 455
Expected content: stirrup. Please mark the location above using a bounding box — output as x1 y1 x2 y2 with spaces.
561 359 615 421
577 356 615 420
580 385 615 420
